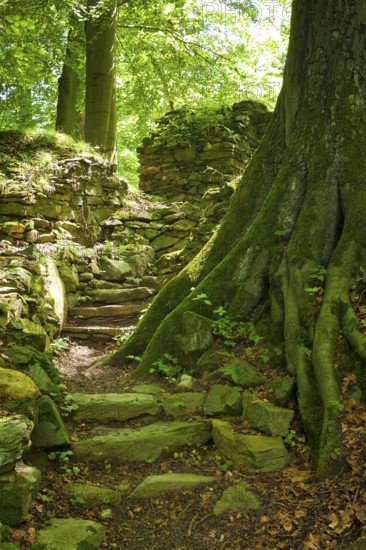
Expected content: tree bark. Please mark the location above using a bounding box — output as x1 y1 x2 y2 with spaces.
84 0 117 162
56 18 84 139
101 0 366 477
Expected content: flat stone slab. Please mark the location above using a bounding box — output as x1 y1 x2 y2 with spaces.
242 391 294 436
161 392 206 417
129 473 216 499
31 518 106 549
218 359 264 388
89 287 153 304
213 482 260 515
212 420 288 472
204 385 242 416
72 421 212 465
71 393 161 423
64 483 128 506
69 304 145 319
132 384 168 397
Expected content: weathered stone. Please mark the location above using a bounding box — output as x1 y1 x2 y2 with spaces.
43 260 67 328
196 349 223 377
161 392 205 417
218 358 263 388
31 396 70 448
100 257 132 281
212 420 289 472
57 262 79 293
89 287 153 304
242 391 294 436
132 384 168 397
0 367 40 400
174 311 213 368
64 483 125 505
213 482 260 516
15 319 50 352
151 234 180 251
265 376 295 407
0 464 41 526
7 267 32 293
173 147 197 161
177 374 194 389
25 365 57 395
31 518 106 549
69 303 145 319
71 393 161 423
72 421 212 464
129 473 215 499
204 385 242 416
0 416 33 473
6 346 61 385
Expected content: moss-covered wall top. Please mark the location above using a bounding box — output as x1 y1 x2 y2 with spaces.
138 101 271 201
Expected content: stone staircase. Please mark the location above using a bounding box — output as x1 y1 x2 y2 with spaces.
63 286 154 340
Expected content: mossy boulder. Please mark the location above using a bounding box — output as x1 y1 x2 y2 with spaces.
212 420 289 472
0 416 33 473
204 384 242 416
196 348 223 377
57 262 79 293
174 311 213 368
0 367 40 400
100 257 132 281
242 391 294 436
31 396 70 448
6 346 61 385
161 392 206 417
72 421 212 465
218 359 263 388
25 365 58 395
129 473 216 499
31 518 106 549
213 482 260 515
0 464 41 526
264 376 295 407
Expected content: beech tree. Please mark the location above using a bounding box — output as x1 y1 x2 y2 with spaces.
84 0 117 161
102 0 366 478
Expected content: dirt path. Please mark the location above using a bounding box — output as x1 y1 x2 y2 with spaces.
14 339 366 549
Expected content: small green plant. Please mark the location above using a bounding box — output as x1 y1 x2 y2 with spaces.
48 449 73 462
50 337 69 355
284 430 305 449
274 227 292 237
126 355 142 362
60 394 78 417
192 292 212 306
62 465 81 476
149 354 182 379
71 497 87 505
38 492 52 502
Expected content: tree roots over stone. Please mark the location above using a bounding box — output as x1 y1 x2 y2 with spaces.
97 0 366 478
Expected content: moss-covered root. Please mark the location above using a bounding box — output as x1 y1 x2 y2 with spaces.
312 243 356 478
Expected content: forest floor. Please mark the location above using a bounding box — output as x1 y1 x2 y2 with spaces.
6 337 366 550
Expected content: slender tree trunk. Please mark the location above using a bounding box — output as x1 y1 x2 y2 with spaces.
56 18 84 139
100 0 366 477
84 0 117 162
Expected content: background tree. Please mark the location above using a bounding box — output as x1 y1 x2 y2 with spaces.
104 0 366 479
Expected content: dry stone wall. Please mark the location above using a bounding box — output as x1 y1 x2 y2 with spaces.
138 101 271 203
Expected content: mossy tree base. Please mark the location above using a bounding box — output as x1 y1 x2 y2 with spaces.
101 0 366 478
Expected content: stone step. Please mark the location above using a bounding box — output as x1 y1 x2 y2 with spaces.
70 393 161 423
62 324 136 339
72 421 212 465
68 303 147 322
88 287 154 304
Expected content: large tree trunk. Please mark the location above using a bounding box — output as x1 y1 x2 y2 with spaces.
56 18 85 139
102 0 366 477
84 0 117 162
